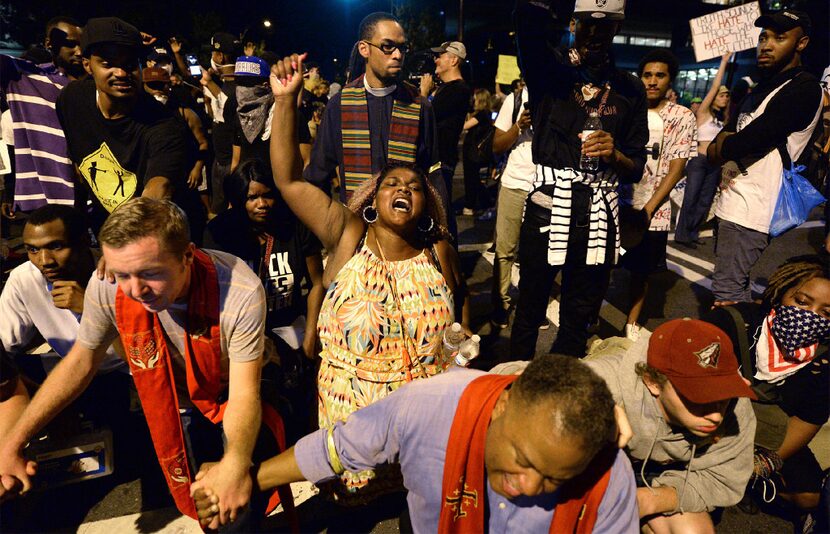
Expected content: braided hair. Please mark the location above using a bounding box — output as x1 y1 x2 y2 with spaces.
762 254 830 309
346 164 450 244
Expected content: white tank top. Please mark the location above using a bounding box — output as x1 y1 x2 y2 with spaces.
697 115 723 142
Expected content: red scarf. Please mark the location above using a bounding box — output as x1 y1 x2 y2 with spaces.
115 249 295 525
438 374 614 534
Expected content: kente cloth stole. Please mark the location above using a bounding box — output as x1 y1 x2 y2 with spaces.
340 74 421 196
115 249 296 528
438 374 614 534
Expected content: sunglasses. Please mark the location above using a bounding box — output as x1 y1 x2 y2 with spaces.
363 40 410 56
146 82 169 91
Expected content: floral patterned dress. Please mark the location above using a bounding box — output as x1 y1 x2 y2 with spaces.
316 240 454 492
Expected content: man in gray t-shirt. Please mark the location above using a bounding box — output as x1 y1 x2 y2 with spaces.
0 198 267 530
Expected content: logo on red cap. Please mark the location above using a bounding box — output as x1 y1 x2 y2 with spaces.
694 342 720 369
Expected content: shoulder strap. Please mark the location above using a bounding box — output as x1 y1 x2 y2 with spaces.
428 244 443 274
511 91 523 124
722 305 754 381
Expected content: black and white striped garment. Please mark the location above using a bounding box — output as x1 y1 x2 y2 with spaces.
528 165 620 266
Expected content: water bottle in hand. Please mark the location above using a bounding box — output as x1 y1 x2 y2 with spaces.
443 323 466 359
580 111 602 173
455 335 481 367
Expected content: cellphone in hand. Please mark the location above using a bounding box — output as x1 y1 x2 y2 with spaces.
186 54 201 77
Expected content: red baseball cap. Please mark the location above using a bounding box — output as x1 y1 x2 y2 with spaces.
142 66 170 84
647 318 757 404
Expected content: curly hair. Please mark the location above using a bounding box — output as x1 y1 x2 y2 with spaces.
763 254 830 309
512 355 617 461
346 164 450 243
634 362 669 388
637 49 680 81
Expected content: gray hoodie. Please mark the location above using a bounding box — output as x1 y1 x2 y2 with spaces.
585 333 756 513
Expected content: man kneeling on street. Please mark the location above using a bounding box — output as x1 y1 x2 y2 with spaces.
585 318 757 533
193 356 639 532
0 198 292 530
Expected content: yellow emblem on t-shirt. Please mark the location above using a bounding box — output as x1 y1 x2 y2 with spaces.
78 142 138 212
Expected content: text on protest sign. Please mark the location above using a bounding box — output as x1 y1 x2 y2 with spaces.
689 2 761 62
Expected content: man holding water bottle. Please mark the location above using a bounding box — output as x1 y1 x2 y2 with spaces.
509 0 648 360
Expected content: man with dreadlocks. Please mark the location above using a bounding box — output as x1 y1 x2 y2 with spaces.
303 12 446 210
703 254 830 515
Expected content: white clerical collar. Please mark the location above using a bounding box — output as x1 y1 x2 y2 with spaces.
364 75 396 97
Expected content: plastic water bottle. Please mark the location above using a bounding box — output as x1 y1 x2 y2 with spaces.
455 335 481 367
443 323 466 359
580 111 602 172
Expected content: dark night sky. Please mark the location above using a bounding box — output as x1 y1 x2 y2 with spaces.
5 0 828 83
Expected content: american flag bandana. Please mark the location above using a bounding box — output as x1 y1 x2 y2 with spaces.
754 306 830 383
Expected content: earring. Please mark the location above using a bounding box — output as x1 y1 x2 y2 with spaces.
363 205 378 224
417 216 434 233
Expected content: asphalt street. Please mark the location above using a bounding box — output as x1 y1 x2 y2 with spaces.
0 173 827 533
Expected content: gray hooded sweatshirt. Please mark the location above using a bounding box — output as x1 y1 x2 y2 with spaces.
585 333 756 513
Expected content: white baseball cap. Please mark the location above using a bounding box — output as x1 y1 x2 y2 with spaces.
573 0 626 20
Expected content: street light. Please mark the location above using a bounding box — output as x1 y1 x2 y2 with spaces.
263 19 272 29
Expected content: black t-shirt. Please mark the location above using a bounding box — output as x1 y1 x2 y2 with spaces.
233 109 311 168
206 209 321 328
56 78 189 230
462 110 494 162
703 303 830 426
212 80 237 166
432 79 472 166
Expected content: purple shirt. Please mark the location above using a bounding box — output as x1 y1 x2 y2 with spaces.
296 369 639 534
0 56 74 210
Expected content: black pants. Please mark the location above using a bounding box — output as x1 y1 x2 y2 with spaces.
441 163 458 241
509 189 613 359
462 156 483 210
180 405 281 533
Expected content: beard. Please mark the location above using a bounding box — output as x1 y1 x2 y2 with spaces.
55 56 85 79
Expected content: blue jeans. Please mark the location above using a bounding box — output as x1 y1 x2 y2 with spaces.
675 155 720 243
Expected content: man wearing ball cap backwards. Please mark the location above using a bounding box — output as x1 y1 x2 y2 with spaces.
585 318 756 532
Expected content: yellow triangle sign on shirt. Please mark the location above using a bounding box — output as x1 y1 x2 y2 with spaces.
78 142 138 212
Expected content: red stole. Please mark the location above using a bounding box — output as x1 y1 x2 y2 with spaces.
115 249 294 525
438 374 614 534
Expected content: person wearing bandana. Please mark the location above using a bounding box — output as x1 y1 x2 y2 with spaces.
703 255 830 513
230 55 312 172
509 0 648 360
192 356 639 533
303 12 446 210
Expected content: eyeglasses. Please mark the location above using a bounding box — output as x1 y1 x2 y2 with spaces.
363 40 410 56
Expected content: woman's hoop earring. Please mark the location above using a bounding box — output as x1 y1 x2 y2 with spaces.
362 206 378 224
417 216 434 233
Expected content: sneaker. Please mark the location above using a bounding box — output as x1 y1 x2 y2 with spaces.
478 208 496 221
625 323 641 341
461 208 475 216
491 308 509 329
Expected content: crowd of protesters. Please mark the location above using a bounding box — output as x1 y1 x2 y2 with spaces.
0 0 829 532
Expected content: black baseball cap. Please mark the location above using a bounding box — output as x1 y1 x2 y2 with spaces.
81 17 142 57
755 10 811 36
147 46 172 63
211 32 239 54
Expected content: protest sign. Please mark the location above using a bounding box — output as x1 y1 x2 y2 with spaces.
689 2 761 62
496 55 521 85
